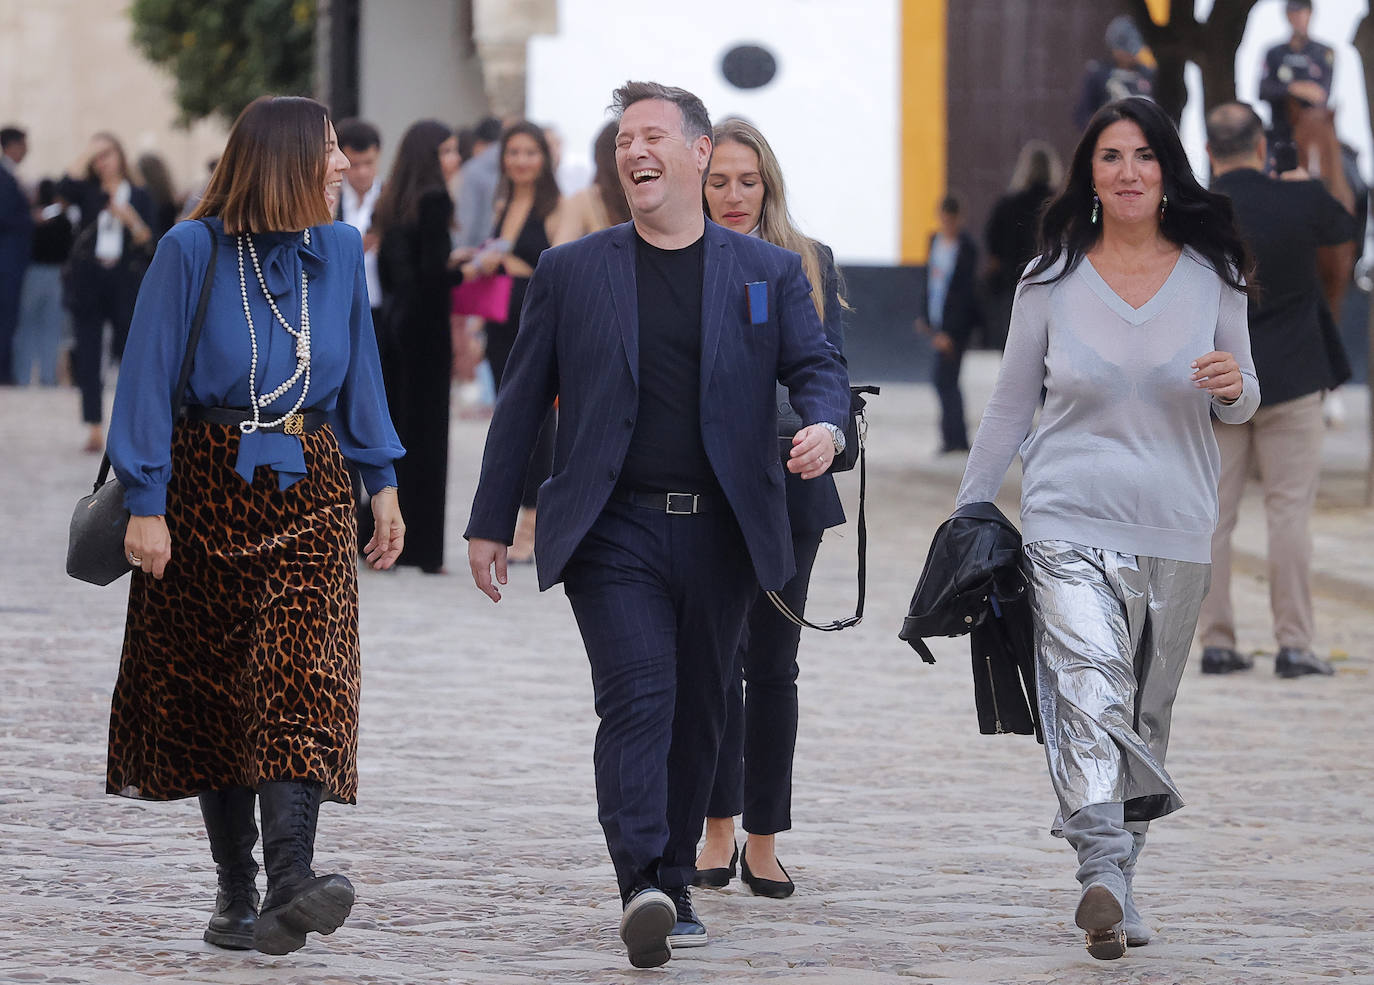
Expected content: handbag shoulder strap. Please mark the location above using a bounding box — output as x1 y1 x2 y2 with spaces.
765 394 874 633
93 218 220 490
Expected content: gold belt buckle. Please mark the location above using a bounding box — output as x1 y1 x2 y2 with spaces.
283 413 304 436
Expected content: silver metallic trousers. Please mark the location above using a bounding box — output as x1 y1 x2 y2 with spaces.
1023 541 1210 830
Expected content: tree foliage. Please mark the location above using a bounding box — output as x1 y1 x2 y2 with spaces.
1122 0 1261 121
129 0 317 125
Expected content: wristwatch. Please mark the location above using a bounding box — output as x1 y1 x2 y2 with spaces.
819 422 846 455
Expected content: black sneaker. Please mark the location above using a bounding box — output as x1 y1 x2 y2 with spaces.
665 885 708 949
1201 646 1253 674
1275 647 1334 679
618 887 675 968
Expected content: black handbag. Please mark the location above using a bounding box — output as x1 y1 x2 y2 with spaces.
776 384 870 473
66 220 218 585
766 385 879 632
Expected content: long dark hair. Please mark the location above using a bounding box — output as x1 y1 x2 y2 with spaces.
372 119 453 240
592 120 631 226
496 121 560 225
1027 97 1253 296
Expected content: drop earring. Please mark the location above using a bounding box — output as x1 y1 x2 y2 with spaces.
1160 193 1168 219
1090 193 1100 225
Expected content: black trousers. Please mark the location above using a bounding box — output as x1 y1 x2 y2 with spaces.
707 528 822 834
562 497 755 899
933 346 969 452
71 263 138 424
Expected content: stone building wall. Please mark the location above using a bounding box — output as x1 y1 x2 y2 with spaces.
0 0 228 197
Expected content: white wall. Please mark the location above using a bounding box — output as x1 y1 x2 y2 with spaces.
359 0 489 172
526 0 901 265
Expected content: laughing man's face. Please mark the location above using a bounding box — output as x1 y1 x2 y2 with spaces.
615 99 710 224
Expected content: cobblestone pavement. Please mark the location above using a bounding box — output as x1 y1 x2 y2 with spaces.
2 358 1371 985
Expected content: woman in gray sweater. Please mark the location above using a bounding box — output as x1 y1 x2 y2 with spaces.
956 97 1258 961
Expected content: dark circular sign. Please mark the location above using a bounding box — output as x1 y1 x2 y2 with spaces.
720 44 778 90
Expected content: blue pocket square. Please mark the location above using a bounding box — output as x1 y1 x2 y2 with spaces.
746 281 768 324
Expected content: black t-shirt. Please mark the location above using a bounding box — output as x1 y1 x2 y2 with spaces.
618 231 720 494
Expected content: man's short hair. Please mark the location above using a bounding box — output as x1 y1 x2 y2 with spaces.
0 126 26 149
939 194 962 216
473 116 503 145
610 81 711 142
1287 0 1312 12
335 118 380 153
1206 102 1265 161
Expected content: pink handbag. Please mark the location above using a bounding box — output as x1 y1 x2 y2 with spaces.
451 274 514 322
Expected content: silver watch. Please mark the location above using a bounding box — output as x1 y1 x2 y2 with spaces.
819 422 846 455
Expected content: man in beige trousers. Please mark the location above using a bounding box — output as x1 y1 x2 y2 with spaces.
1199 102 1358 678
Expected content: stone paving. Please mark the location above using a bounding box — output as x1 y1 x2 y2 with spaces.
1 357 1371 985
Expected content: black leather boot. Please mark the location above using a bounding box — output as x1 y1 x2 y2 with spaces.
253 780 355 955
198 787 260 949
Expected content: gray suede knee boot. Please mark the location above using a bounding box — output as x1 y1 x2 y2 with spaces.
1062 802 1133 960
1122 825 1152 946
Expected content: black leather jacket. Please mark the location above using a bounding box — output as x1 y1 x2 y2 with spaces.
900 502 1041 740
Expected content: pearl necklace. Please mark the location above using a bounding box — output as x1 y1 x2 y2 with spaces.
236 230 311 434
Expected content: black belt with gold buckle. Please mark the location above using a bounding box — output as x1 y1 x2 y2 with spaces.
182 405 328 435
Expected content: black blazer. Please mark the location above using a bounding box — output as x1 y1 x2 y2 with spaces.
921 231 982 349
1212 167 1359 405
465 220 851 592
781 242 846 535
58 175 156 314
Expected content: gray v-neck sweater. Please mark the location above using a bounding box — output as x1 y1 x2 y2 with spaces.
956 249 1259 563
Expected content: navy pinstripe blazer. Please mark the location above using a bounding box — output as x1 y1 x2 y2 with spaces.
464 219 850 592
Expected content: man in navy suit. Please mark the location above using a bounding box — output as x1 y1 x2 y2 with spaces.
0 126 33 384
465 81 849 968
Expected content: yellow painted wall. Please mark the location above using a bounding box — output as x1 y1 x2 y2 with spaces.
900 0 945 265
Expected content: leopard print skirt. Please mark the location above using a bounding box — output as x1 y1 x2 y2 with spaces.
107 420 361 804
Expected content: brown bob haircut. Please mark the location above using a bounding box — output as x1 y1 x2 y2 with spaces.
190 96 334 234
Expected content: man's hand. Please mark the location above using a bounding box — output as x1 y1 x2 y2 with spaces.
468 537 509 603
931 331 955 355
787 424 836 480
1288 79 1328 106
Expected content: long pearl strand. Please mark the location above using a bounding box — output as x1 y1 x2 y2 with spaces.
237 230 312 434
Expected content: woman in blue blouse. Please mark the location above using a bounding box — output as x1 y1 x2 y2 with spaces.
105 96 405 957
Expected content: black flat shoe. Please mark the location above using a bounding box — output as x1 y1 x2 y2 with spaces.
692 842 738 889
740 840 794 899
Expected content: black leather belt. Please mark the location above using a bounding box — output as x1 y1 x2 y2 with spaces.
612 489 722 515
182 405 328 435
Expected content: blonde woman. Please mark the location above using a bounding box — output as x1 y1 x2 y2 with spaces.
694 118 847 898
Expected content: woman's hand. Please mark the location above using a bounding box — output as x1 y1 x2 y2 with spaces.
125 514 171 579
475 250 505 276
1191 350 1243 404
449 245 478 268
108 200 151 244
365 487 405 569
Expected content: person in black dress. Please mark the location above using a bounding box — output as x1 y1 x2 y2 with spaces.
373 120 464 573
984 140 1063 349
464 121 563 562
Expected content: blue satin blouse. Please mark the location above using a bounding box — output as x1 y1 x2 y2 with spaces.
109 217 404 516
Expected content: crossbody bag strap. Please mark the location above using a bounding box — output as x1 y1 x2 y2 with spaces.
765 406 869 633
92 218 220 492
